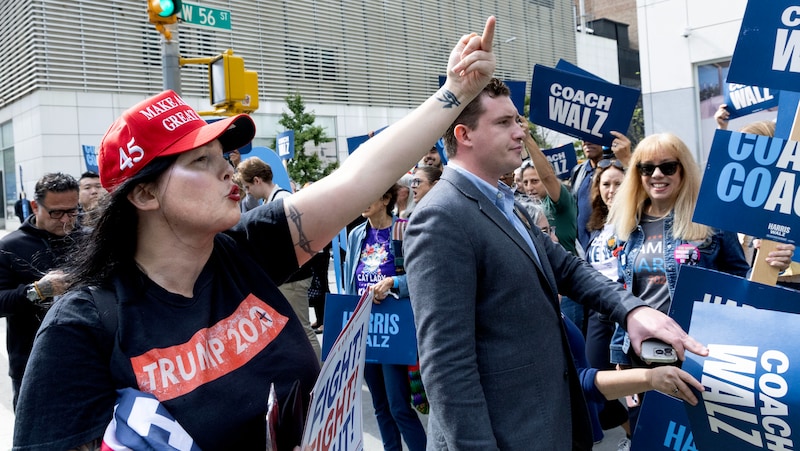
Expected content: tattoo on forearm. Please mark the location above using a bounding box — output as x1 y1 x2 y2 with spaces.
287 204 315 257
436 89 461 108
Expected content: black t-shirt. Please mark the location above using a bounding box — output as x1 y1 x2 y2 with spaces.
14 201 321 450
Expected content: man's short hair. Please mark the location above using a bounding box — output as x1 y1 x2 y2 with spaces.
444 78 511 158
79 171 100 181
237 158 274 184
34 173 79 203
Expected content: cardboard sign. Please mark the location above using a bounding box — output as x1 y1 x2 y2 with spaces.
321 293 418 365
694 129 800 244
722 83 779 120
542 143 578 180
728 1 800 92
276 130 295 160
301 291 371 451
529 64 640 146
684 302 800 451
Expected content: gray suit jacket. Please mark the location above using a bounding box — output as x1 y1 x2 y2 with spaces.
405 167 644 451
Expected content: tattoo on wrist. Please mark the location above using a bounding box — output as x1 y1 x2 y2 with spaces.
287 204 315 257
436 89 461 109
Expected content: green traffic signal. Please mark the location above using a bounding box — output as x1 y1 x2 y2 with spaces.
157 0 177 17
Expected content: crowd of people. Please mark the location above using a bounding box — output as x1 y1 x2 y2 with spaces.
1 15 795 451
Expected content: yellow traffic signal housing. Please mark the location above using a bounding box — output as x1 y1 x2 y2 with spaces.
209 50 259 114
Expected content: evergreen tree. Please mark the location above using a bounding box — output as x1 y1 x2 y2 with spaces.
276 93 337 186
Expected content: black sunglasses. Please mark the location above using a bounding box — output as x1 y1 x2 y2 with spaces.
597 159 625 170
636 161 681 177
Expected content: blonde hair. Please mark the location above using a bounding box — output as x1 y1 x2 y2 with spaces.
608 133 711 241
739 120 775 137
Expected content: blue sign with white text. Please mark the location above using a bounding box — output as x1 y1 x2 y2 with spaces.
684 302 800 451
276 130 295 160
321 294 418 365
82 145 99 173
694 130 799 244
529 65 640 146
728 1 800 91
670 265 800 331
722 83 779 120
632 265 800 450
543 143 578 180
631 392 695 451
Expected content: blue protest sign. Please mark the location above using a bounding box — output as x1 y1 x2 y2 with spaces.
321 293 418 365
670 265 800 332
276 130 295 160
504 80 527 116
347 126 388 154
542 143 578 180
631 392 696 451
723 83 779 120
633 266 800 450
529 64 640 146
245 146 292 192
555 59 607 82
694 130 799 244
775 90 800 140
684 302 800 451
82 145 99 173
728 2 800 92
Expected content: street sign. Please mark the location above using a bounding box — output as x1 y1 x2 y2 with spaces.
181 2 231 30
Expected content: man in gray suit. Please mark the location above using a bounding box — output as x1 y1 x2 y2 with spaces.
404 78 705 451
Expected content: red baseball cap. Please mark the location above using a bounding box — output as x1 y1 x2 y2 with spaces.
98 90 256 191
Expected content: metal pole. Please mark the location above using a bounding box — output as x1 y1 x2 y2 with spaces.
162 25 181 93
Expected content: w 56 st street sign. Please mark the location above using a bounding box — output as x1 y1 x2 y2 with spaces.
181 2 231 30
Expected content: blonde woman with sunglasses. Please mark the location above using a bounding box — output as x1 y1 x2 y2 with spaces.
606 133 794 438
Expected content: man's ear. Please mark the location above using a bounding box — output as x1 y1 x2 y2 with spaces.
127 183 160 211
30 200 39 215
454 124 471 147
253 176 262 185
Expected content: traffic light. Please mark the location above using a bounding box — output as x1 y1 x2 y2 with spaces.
209 50 259 114
148 0 181 40
148 0 181 24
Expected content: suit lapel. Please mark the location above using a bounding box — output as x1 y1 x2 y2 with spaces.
443 169 548 276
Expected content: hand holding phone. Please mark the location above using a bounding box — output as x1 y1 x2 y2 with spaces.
641 338 677 365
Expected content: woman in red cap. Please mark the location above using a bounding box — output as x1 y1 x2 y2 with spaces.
13 18 498 451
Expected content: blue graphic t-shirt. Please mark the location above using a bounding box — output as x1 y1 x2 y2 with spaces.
355 226 396 296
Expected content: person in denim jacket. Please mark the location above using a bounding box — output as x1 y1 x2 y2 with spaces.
605 133 794 434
